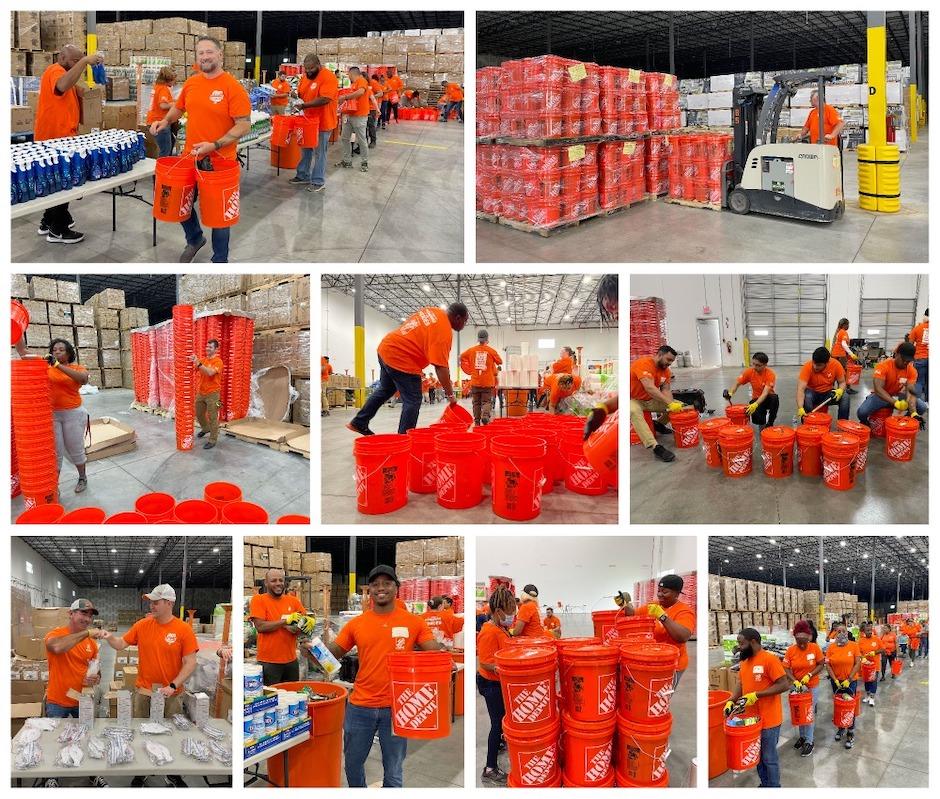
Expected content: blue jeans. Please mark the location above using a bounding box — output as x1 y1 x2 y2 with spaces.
914 358 928 401
180 187 231 263
856 392 927 425
343 703 407 788
46 701 79 718
477 675 505 770
829 677 856 730
351 355 423 434
757 724 781 788
798 685 819 744
442 101 463 122
295 130 332 186
380 100 391 125
920 637 929 657
154 127 174 157
803 387 849 420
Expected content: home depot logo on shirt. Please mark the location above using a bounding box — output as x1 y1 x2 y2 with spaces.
392 626 408 651
210 89 224 104
165 632 177 645
751 664 766 683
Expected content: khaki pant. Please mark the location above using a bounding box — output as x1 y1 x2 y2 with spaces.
629 398 671 448
471 386 494 424
133 690 184 719
195 390 221 444
321 383 330 413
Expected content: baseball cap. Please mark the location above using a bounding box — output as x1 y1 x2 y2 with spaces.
367 565 400 586
658 574 684 593
478 329 489 342
144 584 177 602
69 598 99 615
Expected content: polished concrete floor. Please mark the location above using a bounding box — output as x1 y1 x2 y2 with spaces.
708 646 929 788
475 614 697 788
321 398 619 525
630 365 928 525
12 120 463 264
12 387 310 521
477 129 928 263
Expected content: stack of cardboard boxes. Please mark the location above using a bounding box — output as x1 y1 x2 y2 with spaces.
243 537 332 617
895 600 928 618
11 605 70 732
707 574 807 646
325 373 362 409
394 537 464 579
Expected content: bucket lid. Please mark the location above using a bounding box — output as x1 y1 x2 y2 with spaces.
717 424 753 442
795 424 825 442
561 709 617 734
616 709 673 736
559 644 619 662
885 416 919 433
836 420 870 439
353 433 410 454
760 425 796 445
821 431 860 454
495 646 558 669
804 412 832 426
700 417 731 433
620 642 680 666
670 409 699 424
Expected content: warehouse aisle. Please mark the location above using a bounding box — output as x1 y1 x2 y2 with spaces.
11 120 463 264
630 366 928 525
477 129 928 264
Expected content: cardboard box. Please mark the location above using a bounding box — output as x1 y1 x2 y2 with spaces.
269 549 284 569
99 348 121 368
29 276 58 301
245 536 277 547
11 274 29 298
98 327 119 348
80 86 104 133
243 566 256 587
225 41 246 57
15 636 47 661
78 348 100 367
251 545 271 568
45 302 72 326
120 307 149 329
152 17 191 35
103 101 139 131
86 287 126 309
15 11 42 50
301 552 331 573
27 51 54 77
276 536 305 553
107 77 131 101
86 417 136 456
74 326 98 347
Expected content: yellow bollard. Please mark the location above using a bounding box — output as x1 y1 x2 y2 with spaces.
875 144 901 213
857 144 878 211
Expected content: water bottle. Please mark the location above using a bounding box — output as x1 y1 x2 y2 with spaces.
11 165 20 204
90 146 102 180
34 157 47 197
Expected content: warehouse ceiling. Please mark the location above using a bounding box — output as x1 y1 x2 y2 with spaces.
478 11 928 78
26 274 178 324
20 536 232 590
708 536 929 601
322 274 616 330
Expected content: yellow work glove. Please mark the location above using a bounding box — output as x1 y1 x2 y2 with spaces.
666 401 684 413
833 387 845 400
723 700 735 717
894 400 908 412
284 612 301 626
743 692 759 707
839 679 850 689
793 681 804 692
647 604 666 620
850 352 859 361
295 615 317 635
800 674 811 685
797 407 807 419
746 402 759 416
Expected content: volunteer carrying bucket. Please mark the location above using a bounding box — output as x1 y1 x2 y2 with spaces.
386 651 453 739
153 156 196 222
725 715 762 771
195 157 241 228
353 434 411 515
760 425 795 478
788 690 814 726
615 711 672 786
700 417 730 467
885 416 919 461
618 644 678 722
670 408 700 448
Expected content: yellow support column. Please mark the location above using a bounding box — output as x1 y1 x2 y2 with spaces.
909 85 918 143
86 32 98 85
353 274 366 408
867 13 887 147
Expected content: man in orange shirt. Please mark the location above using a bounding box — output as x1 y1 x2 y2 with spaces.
800 89 845 145
385 69 404 123
630 345 681 461
796 346 849 421
724 351 779 428
150 36 251 263
269 68 291 115
724 628 789 787
321 355 333 416
44 599 105 718
337 66 371 172
628 574 695 685
249 568 309 685
909 308 928 402
856 342 926 428
348 303 469 435
318 566 442 787
290 54 339 192
367 73 384 144
541 372 583 413
34 45 103 244
460 329 503 425
191 338 224 449
440 80 464 123
543 607 561 638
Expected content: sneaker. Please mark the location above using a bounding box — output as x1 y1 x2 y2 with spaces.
38 220 75 235
130 777 147 787
835 729 844 741
481 767 508 785
846 387 858 394
46 229 84 244
203 441 216 450
89 776 110 787
868 696 875 707
197 430 208 438
164 775 188 787
179 237 207 263
800 742 815 757
345 422 374 436
308 184 326 193
288 176 308 184
793 736 806 750
336 160 353 168
44 779 59 788
360 162 369 172
652 444 676 462
845 733 855 750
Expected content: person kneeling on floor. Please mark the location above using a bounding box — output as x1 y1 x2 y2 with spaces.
629 345 681 462
723 351 779 429
856 342 927 429
796 346 849 422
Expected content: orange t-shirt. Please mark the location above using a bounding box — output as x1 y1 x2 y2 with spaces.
175 71 251 160
370 78 384 100
334 607 434 707
298 67 339 132
544 373 582 406
517 601 545 638
196 355 224 396
909 322 929 360
421 610 463 645
873 359 917 396
782 642 824 688
857 634 882 670
737 366 776 399
798 358 845 393
630 356 672 401
147 84 175 125
270 77 291 107
543 615 561 631
34 64 80 141
640 601 696 672
477 620 510 681
901 622 921 646
349 76 371 116
48 363 86 410
249 592 307 664
825 640 861 682
460 344 502 388
552 355 575 374
321 357 333 383
805 103 843 143
378 307 453 376
387 75 404 95
123 616 199 695
44 626 99 708
739 649 786 728
445 82 464 101
831 329 850 358
881 631 897 654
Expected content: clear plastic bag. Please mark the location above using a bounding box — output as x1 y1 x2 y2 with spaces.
87 736 107 760
208 739 232 766
57 722 88 744
102 727 135 766
200 724 225 741
181 737 210 762
55 743 84 768
144 739 173 767
14 741 42 770
171 714 193 730
139 721 173 735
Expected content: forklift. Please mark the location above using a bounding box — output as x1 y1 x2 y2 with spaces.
722 69 845 223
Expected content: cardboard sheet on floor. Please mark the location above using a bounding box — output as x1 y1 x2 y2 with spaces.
282 431 309 458
85 416 137 461
224 418 306 443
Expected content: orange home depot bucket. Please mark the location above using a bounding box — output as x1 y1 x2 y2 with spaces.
353 434 411 515
861 660 878 683
270 140 302 169
271 114 296 146
836 420 871 472
821 432 860 491
795 424 825 476
717 425 754 478
276 515 310 524
854 689 863 718
387 651 454 739
615 615 656 640
725 716 762 771
846 362 862 385
788 691 814 726
760 425 795 478
506 389 529 417
174 499 219 524
489 435 546 522
104 511 148 524
700 417 731 467
204 481 242 509
195 158 241 228
267 681 348 787
562 712 616 786
153 156 196 222
630 410 653 446
885 416 919 462
725 404 748 425
58 507 107 524
708 690 731 780
561 430 608 495
495 646 559 729
503 716 561 787
295 116 320 147
564 771 616 788
222 501 269 524
406 428 439 494
670 408 700 448
615 711 672 786
832 693 856 728
869 406 891 438
803 412 833 430
16 503 65 524
618 644 679 723
505 635 556 649
434 432 485 509
11 300 30 345
554 637 602 659
559 645 619 721
439 402 473 429
583 410 618 487
592 609 622 645
617 771 669 788
134 492 176 522
892 658 903 676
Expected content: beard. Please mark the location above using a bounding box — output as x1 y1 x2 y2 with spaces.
739 645 755 660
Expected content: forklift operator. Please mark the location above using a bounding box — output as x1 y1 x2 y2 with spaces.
801 90 844 145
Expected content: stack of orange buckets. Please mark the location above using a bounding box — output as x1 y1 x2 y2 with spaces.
11 360 59 509
172 304 195 450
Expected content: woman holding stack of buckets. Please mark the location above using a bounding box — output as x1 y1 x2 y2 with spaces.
624 574 695 686
823 622 862 750
782 620 825 757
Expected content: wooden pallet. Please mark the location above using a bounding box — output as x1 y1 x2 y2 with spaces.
131 402 169 417
245 274 309 294
476 212 498 223
222 430 287 451
664 197 723 212
646 190 669 202
496 211 605 238
599 198 646 217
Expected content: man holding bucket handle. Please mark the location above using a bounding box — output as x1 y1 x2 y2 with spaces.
629 345 682 462
782 620 825 758
856 342 927 429
857 621 885 707
313 566 442 788
289 54 339 192
795 346 850 422
150 36 251 263
824 622 861 750
249 567 309 686
191 338 224 450
724 352 779 429
336 66 371 173
624 574 695 686
347 303 469 436
724 628 789 788
909 308 928 402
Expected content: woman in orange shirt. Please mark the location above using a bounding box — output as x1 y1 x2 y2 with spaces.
879 624 897 680
831 318 860 394
824 622 861 749
510 584 547 638
782 620 825 757
147 67 177 156
857 621 884 706
477 585 515 785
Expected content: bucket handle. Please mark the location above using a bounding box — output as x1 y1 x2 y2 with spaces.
355 452 408 482
621 663 676 701
626 733 672 767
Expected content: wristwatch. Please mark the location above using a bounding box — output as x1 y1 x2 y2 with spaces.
659 613 668 623
169 682 177 690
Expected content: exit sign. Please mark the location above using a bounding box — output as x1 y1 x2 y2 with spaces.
703 306 711 314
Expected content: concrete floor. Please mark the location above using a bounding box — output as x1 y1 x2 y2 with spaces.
475 615 697 788
12 120 463 264
708 646 929 788
630 365 928 525
12 387 310 521
321 398 618 525
477 129 928 263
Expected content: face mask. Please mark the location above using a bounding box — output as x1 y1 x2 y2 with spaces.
836 633 849 646
500 613 516 628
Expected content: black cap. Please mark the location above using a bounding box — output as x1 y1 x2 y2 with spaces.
658 574 684 593
522 584 539 597
368 565 400 586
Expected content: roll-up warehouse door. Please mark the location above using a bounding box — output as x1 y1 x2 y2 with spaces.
859 298 916 352
743 275 828 366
